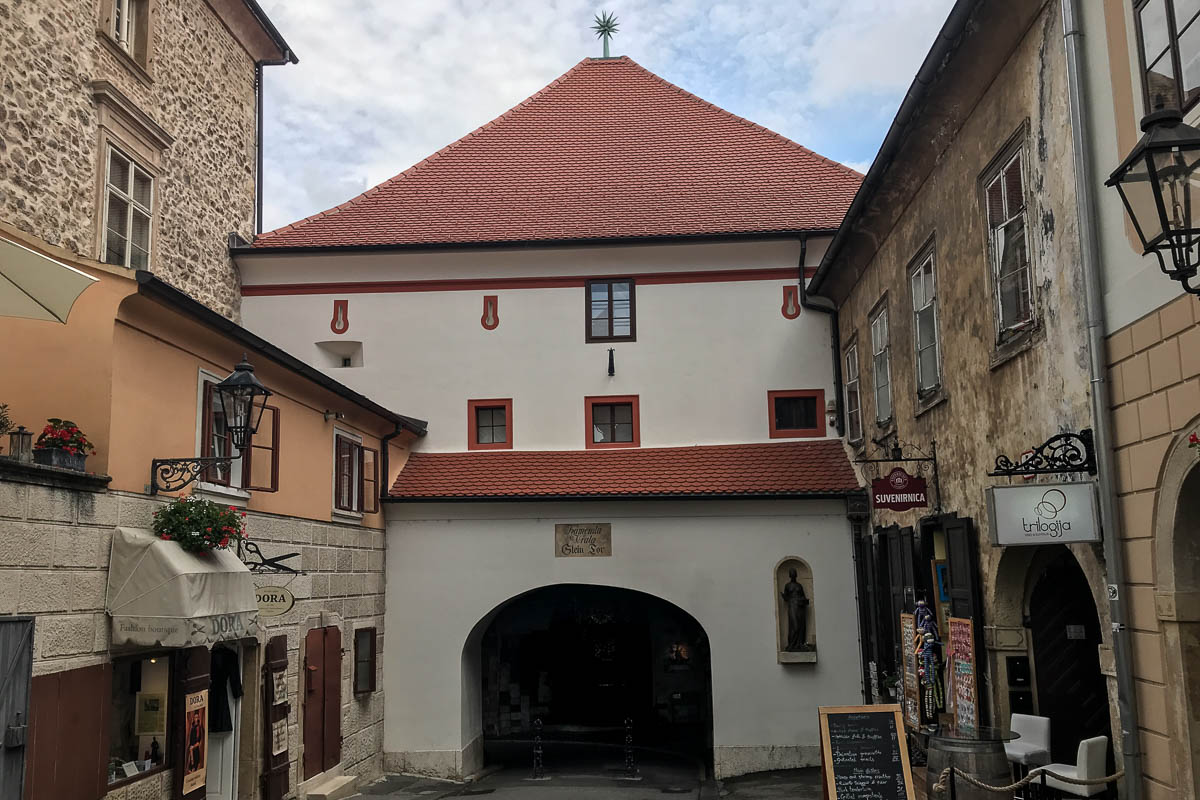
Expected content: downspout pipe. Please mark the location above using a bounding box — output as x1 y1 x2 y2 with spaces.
379 425 404 507
1061 2 1143 796
255 62 264 235
797 234 845 436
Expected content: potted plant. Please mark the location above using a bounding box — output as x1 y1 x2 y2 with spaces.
0 404 11 454
33 418 95 471
152 496 248 553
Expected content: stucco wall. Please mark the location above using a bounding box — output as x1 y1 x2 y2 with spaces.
238 239 834 452
382 499 861 781
1 0 260 318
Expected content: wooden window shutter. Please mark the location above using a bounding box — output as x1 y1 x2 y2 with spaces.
302 629 324 781
173 645 211 800
941 513 987 722
261 635 289 800
245 405 280 492
361 446 379 514
25 662 111 800
322 627 341 772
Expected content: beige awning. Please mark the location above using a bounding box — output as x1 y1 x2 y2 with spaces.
106 527 260 648
0 237 98 323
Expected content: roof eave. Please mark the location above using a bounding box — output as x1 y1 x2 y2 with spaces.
384 490 862 503
240 0 299 64
133 271 426 435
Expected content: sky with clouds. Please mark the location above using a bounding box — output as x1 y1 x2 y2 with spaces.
258 0 955 232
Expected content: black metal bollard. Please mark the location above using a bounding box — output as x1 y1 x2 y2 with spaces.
532 718 544 779
624 717 636 778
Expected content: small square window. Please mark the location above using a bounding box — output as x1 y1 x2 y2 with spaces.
768 390 826 438
585 396 640 448
586 279 636 341
467 399 513 450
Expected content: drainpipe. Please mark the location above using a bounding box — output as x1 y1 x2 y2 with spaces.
1061 1 1143 796
379 425 403 506
255 62 264 235
797 235 845 436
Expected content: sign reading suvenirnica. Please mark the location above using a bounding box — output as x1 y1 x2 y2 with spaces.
255 586 296 617
871 467 928 511
554 523 612 557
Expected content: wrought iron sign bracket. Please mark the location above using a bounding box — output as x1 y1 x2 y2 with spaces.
149 457 234 495
853 439 942 514
987 428 1097 477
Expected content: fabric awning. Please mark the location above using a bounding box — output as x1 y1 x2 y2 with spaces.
0 236 97 323
106 527 260 648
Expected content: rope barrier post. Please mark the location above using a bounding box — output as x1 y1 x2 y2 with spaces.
532 717 544 779
624 716 636 778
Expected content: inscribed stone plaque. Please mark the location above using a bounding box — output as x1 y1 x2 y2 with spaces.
554 523 612 557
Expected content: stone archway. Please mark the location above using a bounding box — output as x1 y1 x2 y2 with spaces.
1153 418 1200 799
461 584 715 776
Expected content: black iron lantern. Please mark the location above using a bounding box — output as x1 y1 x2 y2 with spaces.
214 355 272 451
1107 108 1200 294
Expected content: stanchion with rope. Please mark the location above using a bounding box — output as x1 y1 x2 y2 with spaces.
623 717 637 779
531 718 545 780
930 765 1124 797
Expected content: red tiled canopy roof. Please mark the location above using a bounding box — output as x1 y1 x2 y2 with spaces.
388 441 860 500
254 56 862 250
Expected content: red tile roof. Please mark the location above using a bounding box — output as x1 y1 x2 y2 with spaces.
388 440 860 500
254 57 862 250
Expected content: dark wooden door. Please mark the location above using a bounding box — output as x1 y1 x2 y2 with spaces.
303 627 341 780
0 618 33 800
25 662 110 800
175 645 212 800
262 636 290 800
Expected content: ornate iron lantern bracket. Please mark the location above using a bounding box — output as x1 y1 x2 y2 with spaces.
987 428 1096 477
149 457 235 495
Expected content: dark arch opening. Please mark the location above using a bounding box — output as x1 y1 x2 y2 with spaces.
473 584 713 773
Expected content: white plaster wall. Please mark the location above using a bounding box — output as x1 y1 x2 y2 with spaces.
381 499 862 779
237 239 835 451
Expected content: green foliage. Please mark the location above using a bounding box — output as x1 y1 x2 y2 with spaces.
152 495 248 553
0 404 11 437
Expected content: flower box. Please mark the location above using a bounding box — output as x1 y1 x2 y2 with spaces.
33 448 87 471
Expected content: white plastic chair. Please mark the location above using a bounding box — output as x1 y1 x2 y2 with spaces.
1039 735 1109 797
1006 713 1052 767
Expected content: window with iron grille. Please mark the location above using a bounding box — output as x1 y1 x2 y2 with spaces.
1134 0 1200 113
985 150 1033 339
103 146 153 270
870 305 892 424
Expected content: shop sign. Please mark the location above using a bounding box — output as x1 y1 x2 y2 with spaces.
554 523 612 557
871 468 928 511
947 617 977 732
182 689 208 795
986 482 1100 546
255 586 295 617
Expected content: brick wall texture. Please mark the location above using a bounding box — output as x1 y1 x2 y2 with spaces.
1105 291 1200 799
0 484 385 799
0 0 258 318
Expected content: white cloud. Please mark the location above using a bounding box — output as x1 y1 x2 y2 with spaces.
259 0 953 231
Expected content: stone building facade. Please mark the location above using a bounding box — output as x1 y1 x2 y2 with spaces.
810 0 1122 776
1 0 294 319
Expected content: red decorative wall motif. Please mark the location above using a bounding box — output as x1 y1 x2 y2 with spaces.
330 299 349 334
781 285 801 319
481 295 499 330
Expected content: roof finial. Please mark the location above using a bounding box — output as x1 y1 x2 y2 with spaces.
592 11 619 58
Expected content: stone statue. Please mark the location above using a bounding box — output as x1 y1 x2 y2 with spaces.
781 567 810 651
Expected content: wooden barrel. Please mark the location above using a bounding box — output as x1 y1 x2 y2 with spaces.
926 731 1014 800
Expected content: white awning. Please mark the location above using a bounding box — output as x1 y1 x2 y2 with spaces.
0 236 97 323
106 527 260 648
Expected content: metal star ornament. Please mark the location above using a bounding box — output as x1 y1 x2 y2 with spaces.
592 11 619 58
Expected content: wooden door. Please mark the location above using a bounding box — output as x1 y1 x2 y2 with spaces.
303 627 341 780
0 618 33 799
174 645 211 800
261 636 289 800
25 662 110 800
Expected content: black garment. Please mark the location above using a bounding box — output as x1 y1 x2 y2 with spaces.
209 646 243 733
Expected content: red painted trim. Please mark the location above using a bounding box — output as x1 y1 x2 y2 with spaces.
584 395 641 449
781 285 801 319
467 398 513 450
481 295 499 330
242 266 818 296
330 299 349 334
767 389 826 439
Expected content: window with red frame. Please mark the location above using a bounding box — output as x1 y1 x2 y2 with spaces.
334 433 378 514
768 389 826 438
585 396 640 448
467 399 513 450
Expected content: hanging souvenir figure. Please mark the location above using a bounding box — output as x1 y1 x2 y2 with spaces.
917 630 946 724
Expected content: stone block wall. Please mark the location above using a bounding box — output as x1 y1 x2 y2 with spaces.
1 0 261 318
0 479 386 798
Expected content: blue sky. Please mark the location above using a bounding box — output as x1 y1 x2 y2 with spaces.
258 0 955 232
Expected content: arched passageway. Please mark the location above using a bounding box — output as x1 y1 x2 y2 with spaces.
471 584 713 770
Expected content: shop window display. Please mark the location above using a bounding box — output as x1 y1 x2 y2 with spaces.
108 653 171 785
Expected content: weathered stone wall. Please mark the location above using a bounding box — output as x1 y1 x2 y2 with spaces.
827 0 1116 745
0 481 385 798
1 0 258 318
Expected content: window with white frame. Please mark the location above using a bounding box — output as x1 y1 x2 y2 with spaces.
844 343 862 443
870 306 892 424
985 150 1033 339
104 0 151 68
103 146 153 270
334 431 378 515
910 252 941 394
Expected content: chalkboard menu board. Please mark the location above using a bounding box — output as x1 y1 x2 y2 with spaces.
948 616 977 731
819 705 915 800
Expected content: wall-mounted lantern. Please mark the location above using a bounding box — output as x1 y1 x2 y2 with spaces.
1107 107 1200 294
149 355 273 494
7 426 33 463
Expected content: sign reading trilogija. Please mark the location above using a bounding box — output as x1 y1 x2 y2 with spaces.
986 482 1100 546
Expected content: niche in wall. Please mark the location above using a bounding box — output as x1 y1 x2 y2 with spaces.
775 557 816 663
315 340 364 368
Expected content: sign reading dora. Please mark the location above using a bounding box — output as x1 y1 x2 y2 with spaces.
554 523 612 557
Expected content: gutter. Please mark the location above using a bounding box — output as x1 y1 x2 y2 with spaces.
797 234 844 435
379 425 405 507
809 0 978 296
1060 1 1143 795
383 490 864 504
133 270 428 437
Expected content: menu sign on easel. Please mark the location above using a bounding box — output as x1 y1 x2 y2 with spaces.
819 705 916 800
948 617 977 731
899 613 920 729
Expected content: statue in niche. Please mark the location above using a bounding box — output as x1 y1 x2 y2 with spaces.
781 567 811 651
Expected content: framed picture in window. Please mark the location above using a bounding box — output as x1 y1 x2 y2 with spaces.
135 691 167 736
